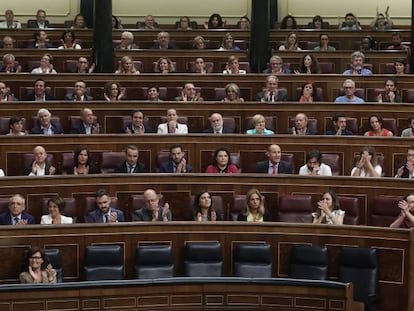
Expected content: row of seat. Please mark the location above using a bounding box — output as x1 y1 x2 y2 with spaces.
45 243 378 310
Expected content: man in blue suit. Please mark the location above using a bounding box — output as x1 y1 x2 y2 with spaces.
0 194 35 225
255 144 293 174
86 189 125 223
159 144 192 173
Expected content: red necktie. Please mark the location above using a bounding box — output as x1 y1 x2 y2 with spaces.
273 164 278 174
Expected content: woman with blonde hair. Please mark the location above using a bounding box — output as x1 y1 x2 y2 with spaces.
115 56 140 74
223 55 246 74
155 57 175 73
222 83 244 102
246 114 274 135
237 188 271 222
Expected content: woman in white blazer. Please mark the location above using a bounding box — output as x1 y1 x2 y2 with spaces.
40 196 73 224
157 108 188 134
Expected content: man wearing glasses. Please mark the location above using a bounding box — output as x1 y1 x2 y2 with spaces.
262 55 291 74
334 79 364 103
395 146 414 178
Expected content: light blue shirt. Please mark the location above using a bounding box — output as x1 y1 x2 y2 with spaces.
343 68 372 75
246 128 274 135
334 95 365 103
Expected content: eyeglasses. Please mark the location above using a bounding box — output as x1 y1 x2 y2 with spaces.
30 256 42 260
344 86 354 89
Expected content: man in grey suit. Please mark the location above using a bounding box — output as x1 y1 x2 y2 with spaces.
255 144 293 174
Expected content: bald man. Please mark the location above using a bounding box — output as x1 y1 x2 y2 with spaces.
70 108 103 134
23 145 56 176
132 189 172 221
287 113 317 135
255 144 293 174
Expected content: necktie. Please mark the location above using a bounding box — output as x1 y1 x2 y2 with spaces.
14 217 19 225
272 164 278 174
129 165 134 173
269 92 274 102
104 214 109 223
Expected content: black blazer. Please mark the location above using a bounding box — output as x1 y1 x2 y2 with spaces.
24 93 55 101
30 121 64 134
27 20 51 28
66 165 101 175
70 121 103 134
256 89 288 102
286 127 318 135
203 127 234 134
114 162 148 173
237 209 272 221
23 161 54 176
121 122 153 133
255 160 293 174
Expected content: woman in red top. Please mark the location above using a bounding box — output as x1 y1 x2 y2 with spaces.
205 148 239 174
390 194 414 228
364 114 393 137
299 81 317 103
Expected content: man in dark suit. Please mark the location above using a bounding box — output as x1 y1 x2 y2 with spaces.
30 108 64 135
86 189 125 223
24 79 55 101
64 80 91 102
0 194 35 225
159 144 192 173
70 108 103 134
203 113 234 134
256 75 288 102
256 144 293 174
115 145 147 173
27 9 51 28
121 110 153 134
326 112 354 135
287 113 318 135
262 55 291 75
23 145 56 176
151 31 176 49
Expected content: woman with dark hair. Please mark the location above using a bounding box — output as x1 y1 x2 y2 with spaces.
192 191 221 221
205 148 239 173
390 193 414 228
41 196 73 224
310 15 326 29
112 15 123 29
58 30 81 49
177 16 192 30
67 146 101 175
312 190 345 225
295 54 320 74
279 14 297 29
103 81 125 101
8 116 25 135
298 81 317 103
20 246 56 283
351 146 382 177
237 188 271 222
278 32 301 51
394 58 407 75
71 14 87 29
204 13 224 29
364 114 393 137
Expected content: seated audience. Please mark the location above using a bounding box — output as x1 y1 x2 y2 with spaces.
309 15 327 29
390 194 414 228
263 55 291 74
159 144 192 173
0 54 22 73
387 32 410 52
139 15 159 30
295 54 320 74
204 13 224 29
86 189 125 223
71 14 88 29
364 113 393 137
25 79 55 101
351 146 382 177
31 53 56 74
223 55 246 74
27 9 51 28
2 35 14 48
122 110 153 134
395 146 414 178
58 30 81 49
30 108 64 135
132 189 171 221
30 30 53 48
112 15 123 29
0 194 34 225
256 75 287 102
287 113 317 135
66 146 101 175
175 82 204 101
279 32 301 51
192 35 206 49
312 190 345 224
343 51 372 75
334 79 364 103
177 16 192 30
339 13 361 30
360 36 377 51
246 114 274 135
65 80 91 101
299 149 332 176
394 58 408 75
0 9 21 29
70 108 103 134
298 81 317 103
103 81 125 101
203 113 234 134
255 144 293 174
238 16 250 30
193 58 208 74
8 116 25 135
151 31 176 49
193 191 221 221
219 33 240 51
401 115 414 137
313 33 336 51
115 56 140 74
377 78 402 103
237 188 271 222
41 196 73 224
157 108 188 134
19 247 56 284
146 85 162 102
116 31 138 50
222 83 244 102
0 81 17 101
279 14 297 29
155 57 175 73
205 147 239 174
23 145 56 176
326 112 354 135
370 7 393 30
114 145 147 173
75 57 95 73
